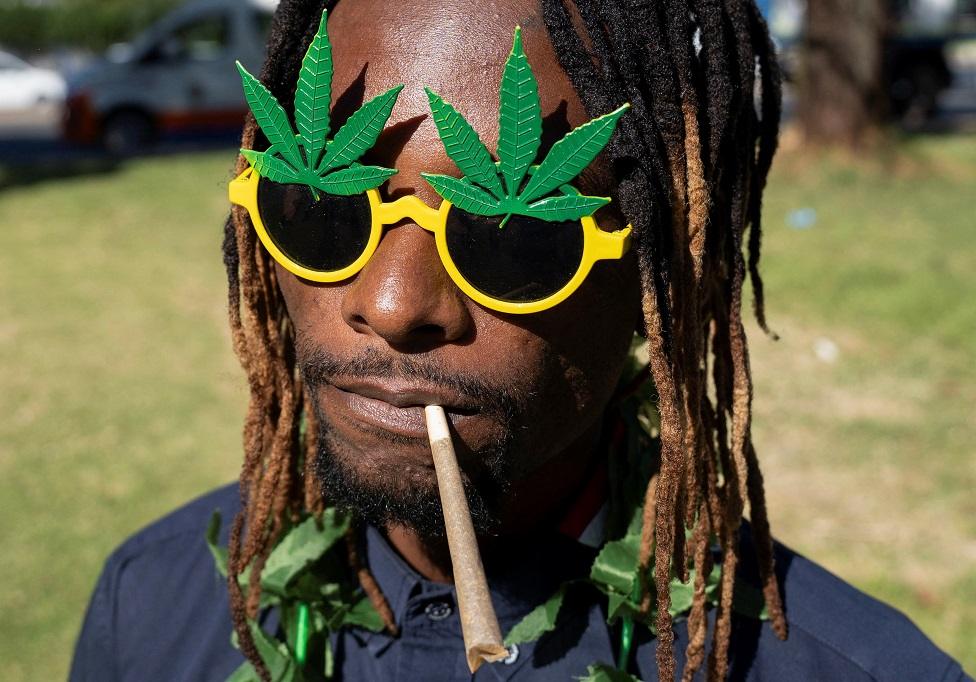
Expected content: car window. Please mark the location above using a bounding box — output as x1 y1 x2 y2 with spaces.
160 13 231 62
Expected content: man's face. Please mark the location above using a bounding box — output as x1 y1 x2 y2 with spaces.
277 0 641 537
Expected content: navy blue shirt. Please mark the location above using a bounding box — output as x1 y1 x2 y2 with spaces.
70 484 971 681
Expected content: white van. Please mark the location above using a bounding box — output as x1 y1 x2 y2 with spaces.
63 0 277 154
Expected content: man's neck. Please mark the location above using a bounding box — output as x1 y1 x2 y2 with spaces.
383 420 606 583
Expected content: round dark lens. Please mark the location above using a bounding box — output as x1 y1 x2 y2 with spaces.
444 210 584 303
256 178 372 273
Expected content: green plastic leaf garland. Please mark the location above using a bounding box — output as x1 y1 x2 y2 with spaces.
260 511 349 595
422 26 630 228
208 510 384 682
503 584 570 647
237 9 400 198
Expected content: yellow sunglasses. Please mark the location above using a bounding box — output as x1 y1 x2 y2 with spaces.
229 166 631 315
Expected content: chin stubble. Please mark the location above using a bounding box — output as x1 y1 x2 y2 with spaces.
312 410 515 539
301 346 528 539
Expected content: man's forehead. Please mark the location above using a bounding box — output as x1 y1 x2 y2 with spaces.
325 0 591 177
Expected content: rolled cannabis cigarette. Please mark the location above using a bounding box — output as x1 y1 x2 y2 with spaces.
424 405 508 673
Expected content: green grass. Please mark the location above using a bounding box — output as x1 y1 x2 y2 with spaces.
747 134 976 671
0 153 246 681
0 135 973 679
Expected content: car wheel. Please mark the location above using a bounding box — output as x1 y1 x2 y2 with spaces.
102 110 155 156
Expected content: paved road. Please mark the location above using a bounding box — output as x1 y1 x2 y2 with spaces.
0 104 240 170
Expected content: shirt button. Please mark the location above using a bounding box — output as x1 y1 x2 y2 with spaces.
503 643 519 665
424 601 453 621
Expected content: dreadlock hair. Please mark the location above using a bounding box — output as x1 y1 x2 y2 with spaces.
221 0 787 679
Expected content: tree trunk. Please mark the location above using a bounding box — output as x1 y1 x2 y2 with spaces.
797 0 890 148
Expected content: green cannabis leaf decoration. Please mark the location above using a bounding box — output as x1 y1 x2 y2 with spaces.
318 85 404 174
315 165 398 196
237 8 400 199
426 89 505 199
519 110 627 203
497 27 541 198
504 584 571 647
294 10 333 170
523 194 612 222
240 149 302 185
422 175 508 216
422 26 629 228
208 510 385 682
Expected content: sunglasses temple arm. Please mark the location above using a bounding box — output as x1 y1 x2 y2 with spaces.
229 167 256 206
591 225 633 261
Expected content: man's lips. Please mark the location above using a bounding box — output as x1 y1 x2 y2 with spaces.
322 379 479 440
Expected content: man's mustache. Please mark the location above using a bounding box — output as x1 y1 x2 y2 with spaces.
297 344 520 420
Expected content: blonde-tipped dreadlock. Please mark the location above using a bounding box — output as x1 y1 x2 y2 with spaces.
221 0 788 680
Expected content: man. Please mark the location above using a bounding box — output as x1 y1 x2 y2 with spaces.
71 0 971 680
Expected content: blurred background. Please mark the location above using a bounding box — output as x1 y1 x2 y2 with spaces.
0 0 973 679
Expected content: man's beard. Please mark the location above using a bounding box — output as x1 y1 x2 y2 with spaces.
305 347 527 539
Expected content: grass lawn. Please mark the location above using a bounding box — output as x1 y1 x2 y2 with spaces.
1 134 973 679
747 133 976 671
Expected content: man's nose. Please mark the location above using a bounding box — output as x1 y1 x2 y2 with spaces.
340 224 473 350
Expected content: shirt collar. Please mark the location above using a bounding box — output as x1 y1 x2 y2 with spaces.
360 522 598 651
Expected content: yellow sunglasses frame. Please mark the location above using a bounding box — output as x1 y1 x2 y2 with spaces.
229 166 632 315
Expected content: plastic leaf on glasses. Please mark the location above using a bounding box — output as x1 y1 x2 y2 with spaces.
426 89 505 200
294 11 334 170
522 194 612 222
240 149 302 185
421 26 629 228
423 175 508 216
519 108 629 203
313 165 397 196
236 9 401 199
317 84 404 174
497 27 542 199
